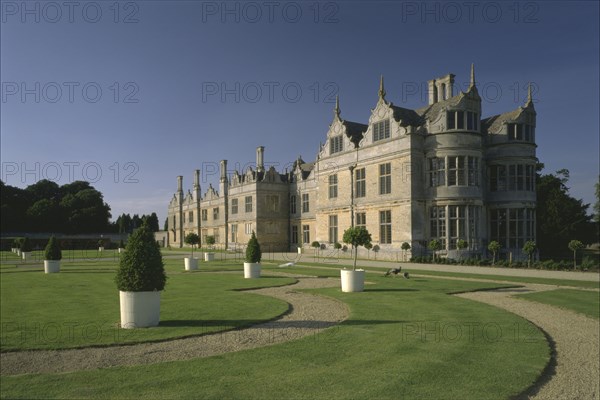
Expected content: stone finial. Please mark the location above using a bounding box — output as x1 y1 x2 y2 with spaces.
469 63 476 89
378 75 386 100
334 95 341 119
526 82 534 106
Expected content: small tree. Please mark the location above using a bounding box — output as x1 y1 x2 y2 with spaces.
205 235 215 250
364 242 373 258
428 239 441 263
115 223 167 292
98 239 104 248
456 239 468 260
20 237 32 253
488 241 501 265
342 226 372 271
333 242 342 250
119 239 125 249
522 241 536 268
568 240 584 269
44 236 62 261
372 244 380 260
311 241 320 259
245 231 262 263
184 233 200 257
401 242 411 261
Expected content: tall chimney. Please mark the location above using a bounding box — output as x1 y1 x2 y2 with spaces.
428 79 438 105
256 146 265 173
193 169 200 189
177 175 183 192
220 160 228 182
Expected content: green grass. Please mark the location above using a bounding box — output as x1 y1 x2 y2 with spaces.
0 266 550 400
0 260 294 350
515 289 600 319
269 260 600 289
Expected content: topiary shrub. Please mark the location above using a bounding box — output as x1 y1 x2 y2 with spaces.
44 236 62 261
333 242 342 250
184 232 200 257
245 231 261 263
342 226 372 270
115 224 167 292
20 237 32 252
205 235 216 250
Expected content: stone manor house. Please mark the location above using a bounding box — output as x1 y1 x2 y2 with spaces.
167 66 537 259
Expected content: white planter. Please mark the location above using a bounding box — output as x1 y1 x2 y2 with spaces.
244 262 261 278
98 247 104 252
118 248 125 254
119 291 161 329
184 257 199 271
340 269 365 292
44 260 60 273
22 252 31 261
297 247 303 254
204 252 215 262
17 249 21 256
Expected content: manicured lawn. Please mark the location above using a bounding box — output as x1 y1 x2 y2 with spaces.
0 267 550 400
0 261 294 350
515 289 600 319
271 260 600 289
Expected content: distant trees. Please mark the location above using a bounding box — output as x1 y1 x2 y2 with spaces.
1 180 111 233
535 166 597 258
113 212 160 234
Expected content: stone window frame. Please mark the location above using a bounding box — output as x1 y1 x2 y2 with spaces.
291 225 298 244
302 193 310 213
379 210 392 244
231 198 238 214
356 212 366 228
373 119 390 142
379 163 392 195
355 167 366 198
330 135 344 154
302 225 310 244
245 196 253 213
328 214 338 244
328 174 338 199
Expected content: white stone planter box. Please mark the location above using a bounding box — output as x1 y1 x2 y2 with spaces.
244 262 261 278
21 252 31 261
98 247 104 252
44 260 60 273
184 257 199 271
118 248 125 254
340 269 365 292
17 250 21 256
119 291 161 329
297 247 303 254
204 252 215 262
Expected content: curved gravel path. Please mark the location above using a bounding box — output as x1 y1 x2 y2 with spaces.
0 275 348 376
456 284 599 400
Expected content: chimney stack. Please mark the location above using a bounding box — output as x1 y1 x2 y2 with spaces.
194 170 200 189
256 146 265 173
220 160 228 182
428 73 455 104
177 175 183 192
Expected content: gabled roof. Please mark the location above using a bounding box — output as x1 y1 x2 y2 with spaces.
342 120 367 146
481 108 523 134
390 104 424 127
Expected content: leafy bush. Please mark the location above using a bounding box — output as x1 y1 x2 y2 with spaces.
311 241 320 249
44 236 62 261
245 231 261 263
115 224 167 292
333 242 342 250
205 235 216 249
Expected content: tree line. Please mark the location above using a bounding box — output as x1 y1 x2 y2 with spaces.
1 180 160 234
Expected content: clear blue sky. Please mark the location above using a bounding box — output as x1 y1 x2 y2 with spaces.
2 1 598 225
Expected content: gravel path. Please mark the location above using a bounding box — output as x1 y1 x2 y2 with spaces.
456 285 599 400
0 274 348 376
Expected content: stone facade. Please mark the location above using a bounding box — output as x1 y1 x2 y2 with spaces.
167 66 537 259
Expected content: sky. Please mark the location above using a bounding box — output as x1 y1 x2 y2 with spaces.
1 0 599 225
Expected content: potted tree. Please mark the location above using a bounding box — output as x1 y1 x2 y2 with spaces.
15 238 23 256
118 239 126 254
488 241 500 266
244 231 261 278
311 241 320 260
184 232 200 271
98 239 104 252
523 241 536 268
341 226 372 292
115 223 167 329
372 244 380 260
43 235 62 273
568 240 584 270
428 239 442 263
401 242 411 261
21 237 32 261
204 235 215 261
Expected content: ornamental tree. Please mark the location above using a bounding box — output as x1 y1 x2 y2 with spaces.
428 239 442 263
184 233 200 257
523 241 537 268
245 231 262 263
342 226 372 271
488 241 501 265
568 240 584 270
44 236 62 261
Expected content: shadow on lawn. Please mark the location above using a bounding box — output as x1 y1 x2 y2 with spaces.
364 288 419 292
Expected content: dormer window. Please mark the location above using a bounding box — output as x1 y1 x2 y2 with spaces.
330 135 343 154
507 123 535 142
373 119 390 142
447 111 479 131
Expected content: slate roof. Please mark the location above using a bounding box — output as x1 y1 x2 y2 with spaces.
342 120 368 146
